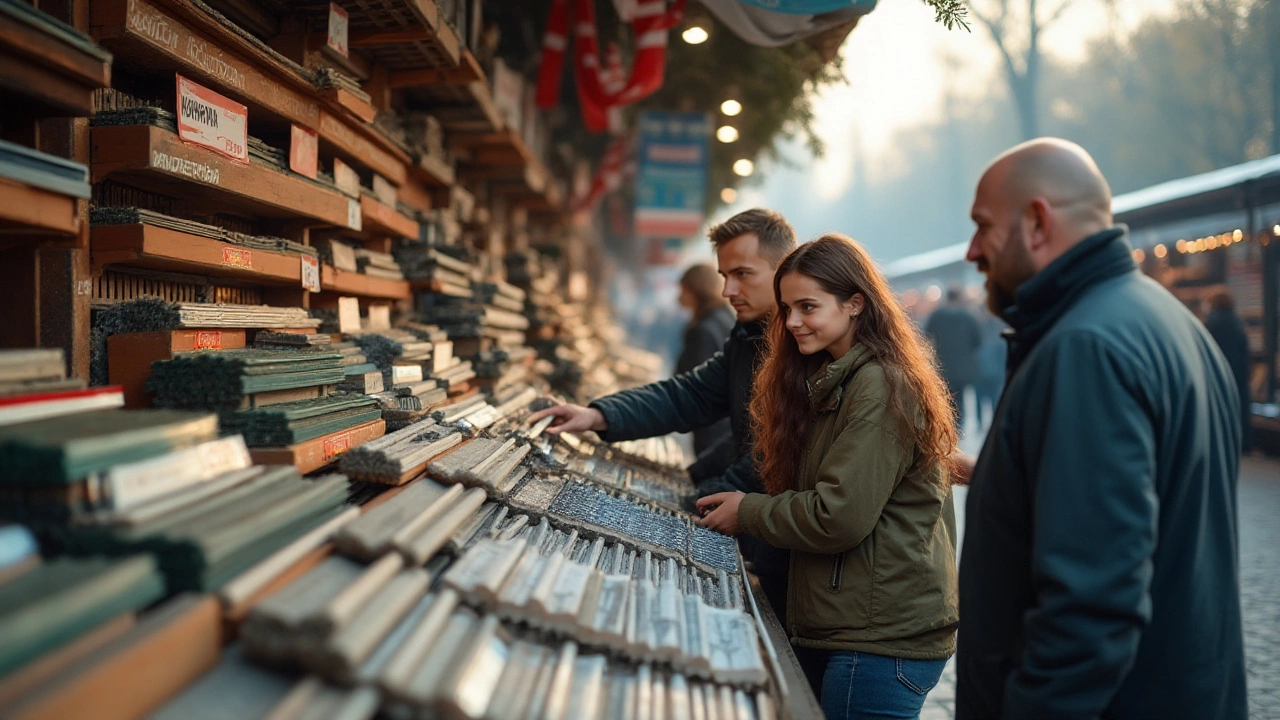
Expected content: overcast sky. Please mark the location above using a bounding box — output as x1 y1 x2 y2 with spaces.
696 0 1179 265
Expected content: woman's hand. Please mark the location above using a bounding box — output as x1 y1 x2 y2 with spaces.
696 492 745 535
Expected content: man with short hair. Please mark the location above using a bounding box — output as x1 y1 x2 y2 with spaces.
956 138 1247 719
530 207 797 624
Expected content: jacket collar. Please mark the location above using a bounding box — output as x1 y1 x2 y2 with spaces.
735 318 767 340
807 343 875 412
1002 227 1134 366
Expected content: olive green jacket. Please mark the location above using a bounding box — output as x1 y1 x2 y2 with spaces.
737 343 959 660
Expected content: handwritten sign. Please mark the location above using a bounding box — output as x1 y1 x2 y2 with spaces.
301 255 320 292
327 4 349 57
290 124 318 179
176 74 247 164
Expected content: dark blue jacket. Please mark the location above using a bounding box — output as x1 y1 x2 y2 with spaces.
676 305 738 456
956 228 1247 720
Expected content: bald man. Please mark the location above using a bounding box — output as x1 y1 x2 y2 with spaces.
956 139 1247 720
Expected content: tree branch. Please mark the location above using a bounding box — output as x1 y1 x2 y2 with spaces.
1040 0 1075 30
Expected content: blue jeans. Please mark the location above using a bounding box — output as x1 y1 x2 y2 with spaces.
819 651 947 720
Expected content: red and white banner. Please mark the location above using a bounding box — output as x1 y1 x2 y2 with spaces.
176 75 248 164
535 0 685 129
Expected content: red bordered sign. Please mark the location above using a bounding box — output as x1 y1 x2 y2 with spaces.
176 75 248 164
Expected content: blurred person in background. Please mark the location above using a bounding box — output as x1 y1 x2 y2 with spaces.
973 312 1008 434
925 286 981 433
1204 289 1252 452
676 263 737 455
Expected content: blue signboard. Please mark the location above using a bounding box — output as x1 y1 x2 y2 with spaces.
634 111 712 240
738 0 876 15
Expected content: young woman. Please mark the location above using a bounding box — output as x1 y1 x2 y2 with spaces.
698 234 960 720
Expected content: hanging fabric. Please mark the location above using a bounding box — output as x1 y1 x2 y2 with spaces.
573 135 630 213
535 0 571 109
573 0 685 110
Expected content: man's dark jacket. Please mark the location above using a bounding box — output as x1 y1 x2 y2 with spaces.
590 321 792 613
676 305 737 456
925 304 982 388
957 229 1247 720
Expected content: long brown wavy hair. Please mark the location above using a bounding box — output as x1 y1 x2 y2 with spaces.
750 234 959 493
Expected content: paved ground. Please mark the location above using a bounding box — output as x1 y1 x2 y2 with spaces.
920 452 1280 719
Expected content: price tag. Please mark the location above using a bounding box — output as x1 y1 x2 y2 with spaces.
222 246 253 268
327 3 349 57
333 157 360 197
324 433 351 460
194 331 223 350
373 173 397 206
176 74 248 164
347 199 362 231
290 124 318 179
301 255 320 292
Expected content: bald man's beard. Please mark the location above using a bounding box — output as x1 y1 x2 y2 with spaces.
985 223 1036 316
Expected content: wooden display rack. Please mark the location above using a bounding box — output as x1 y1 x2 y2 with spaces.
0 178 81 240
90 224 305 285
90 124 354 227
319 265 410 300
0 0 111 117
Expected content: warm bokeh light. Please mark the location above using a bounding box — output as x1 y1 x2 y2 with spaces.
682 26 708 44
716 125 739 143
1154 244 1167 258
720 99 742 116
732 159 754 177
720 187 737 203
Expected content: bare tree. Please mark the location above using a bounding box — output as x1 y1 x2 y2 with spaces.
969 0 1074 140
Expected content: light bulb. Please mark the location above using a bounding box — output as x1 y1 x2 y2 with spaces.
716 126 739 143
732 159 754 177
720 188 737 203
720 100 742 116
682 26 708 44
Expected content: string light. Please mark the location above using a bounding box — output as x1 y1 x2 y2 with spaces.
1176 239 1188 253
720 100 742 116
682 26 709 44
1133 248 1146 263
1154 244 1167 258
715 126 739 143
732 159 754 177
1233 229 1243 242
720 188 737 203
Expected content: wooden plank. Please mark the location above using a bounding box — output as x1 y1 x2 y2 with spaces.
90 0 408 183
319 265 409 300
397 175 436 214
0 178 80 237
349 28 432 47
90 124 355 227
389 63 479 88
5 595 223 720
90 224 306 284
0 7 109 116
320 86 377 124
359 195 419 239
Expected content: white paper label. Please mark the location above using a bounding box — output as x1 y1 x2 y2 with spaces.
176 74 248 164
327 3 349 57
301 254 320 292
347 198 362 231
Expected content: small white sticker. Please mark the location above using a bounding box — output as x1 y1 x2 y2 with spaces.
327 4 349 57
347 198 362 231
301 254 320 292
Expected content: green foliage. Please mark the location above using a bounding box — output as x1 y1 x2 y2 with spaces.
924 0 970 31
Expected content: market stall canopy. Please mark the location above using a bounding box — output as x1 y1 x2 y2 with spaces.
698 0 876 47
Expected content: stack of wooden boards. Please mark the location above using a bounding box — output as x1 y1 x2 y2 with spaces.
0 349 124 427
148 348 385 474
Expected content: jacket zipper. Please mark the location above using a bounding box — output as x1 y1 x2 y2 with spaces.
829 553 845 591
